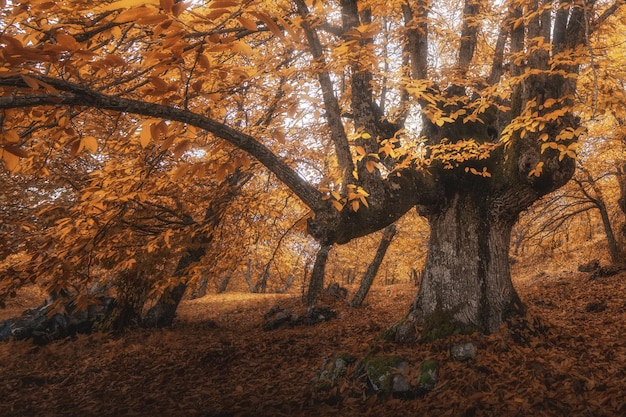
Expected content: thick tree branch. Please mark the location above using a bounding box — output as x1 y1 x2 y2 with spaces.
0 75 327 212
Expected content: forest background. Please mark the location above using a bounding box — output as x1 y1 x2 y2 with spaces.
2 0 626 415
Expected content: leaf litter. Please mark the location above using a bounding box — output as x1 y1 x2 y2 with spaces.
1 272 626 416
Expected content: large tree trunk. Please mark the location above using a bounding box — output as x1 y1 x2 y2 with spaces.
411 194 524 334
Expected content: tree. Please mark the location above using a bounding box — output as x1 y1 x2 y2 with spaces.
0 0 624 335
349 224 397 307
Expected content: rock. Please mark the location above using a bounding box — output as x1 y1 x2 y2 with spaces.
590 265 623 280
585 300 607 313
378 315 417 343
311 353 356 392
450 341 477 361
0 296 115 344
325 283 347 299
578 259 600 273
303 306 337 325
262 305 337 330
262 308 293 331
357 355 407 395
417 360 439 393
355 355 438 397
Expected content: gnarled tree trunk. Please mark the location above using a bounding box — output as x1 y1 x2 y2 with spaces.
412 194 523 333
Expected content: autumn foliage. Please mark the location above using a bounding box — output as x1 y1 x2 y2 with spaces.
1 0 626 414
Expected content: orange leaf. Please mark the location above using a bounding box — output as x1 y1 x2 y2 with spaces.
21 75 40 90
172 139 190 159
3 129 20 143
250 12 284 38
3 144 28 158
115 7 152 23
172 2 189 17
160 0 174 13
238 15 258 31
82 136 98 154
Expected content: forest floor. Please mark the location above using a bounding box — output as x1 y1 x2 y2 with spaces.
2 266 626 416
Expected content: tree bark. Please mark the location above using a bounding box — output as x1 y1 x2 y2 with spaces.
349 225 396 308
575 167 622 264
306 244 331 307
410 194 525 334
142 248 204 328
598 201 621 264
143 169 251 328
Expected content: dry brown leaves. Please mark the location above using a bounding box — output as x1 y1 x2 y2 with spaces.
1 273 626 416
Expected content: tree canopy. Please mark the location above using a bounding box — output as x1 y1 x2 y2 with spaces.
1 0 626 334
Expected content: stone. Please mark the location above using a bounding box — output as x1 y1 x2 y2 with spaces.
354 355 438 397
0 296 115 344
311 353 356 392
585 300 607 313
417 360 439 393
450 341 477 361
262 305 337 330
578 259 600 273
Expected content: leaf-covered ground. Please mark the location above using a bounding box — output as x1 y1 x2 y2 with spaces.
1 270 626 417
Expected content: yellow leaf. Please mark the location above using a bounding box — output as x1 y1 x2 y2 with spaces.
543 98 556 108
232 41 253 56
528 161 544 177
82 136 98 154
331 200 344 211
101 0 158 11
350 200 359 211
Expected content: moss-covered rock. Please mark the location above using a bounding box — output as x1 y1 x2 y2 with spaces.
417 359 439 393
354 354 439 398
377 315 418 343
311 353 356 392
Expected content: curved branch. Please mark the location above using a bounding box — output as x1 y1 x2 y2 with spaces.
0 75 327 212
